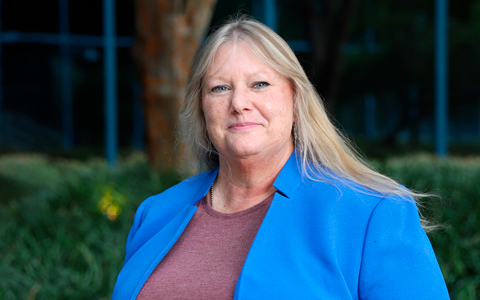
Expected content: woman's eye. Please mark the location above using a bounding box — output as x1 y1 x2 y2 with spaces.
253 82 269 89
211 85 228 92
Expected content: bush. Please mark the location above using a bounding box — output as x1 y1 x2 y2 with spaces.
380 154 480 300
0 153 181 300
0 152 478 299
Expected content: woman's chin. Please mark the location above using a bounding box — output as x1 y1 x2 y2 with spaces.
222 145 264 160
220 140 293 162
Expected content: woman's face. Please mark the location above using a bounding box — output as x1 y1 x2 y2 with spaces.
202 41 295 163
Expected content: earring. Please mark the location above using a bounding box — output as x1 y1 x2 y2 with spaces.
207 140 213 155
293 122 298 147
293 122 303 152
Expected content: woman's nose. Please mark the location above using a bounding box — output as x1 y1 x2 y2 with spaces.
230 88 251 113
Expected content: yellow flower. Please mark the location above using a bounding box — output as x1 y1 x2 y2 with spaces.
98 184 126 221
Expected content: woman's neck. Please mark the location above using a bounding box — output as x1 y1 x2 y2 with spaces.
212 148 293 213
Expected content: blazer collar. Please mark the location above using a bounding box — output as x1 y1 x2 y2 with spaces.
273 150 303 199
201 151 303 202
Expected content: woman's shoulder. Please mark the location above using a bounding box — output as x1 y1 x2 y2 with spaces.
299 174 415 218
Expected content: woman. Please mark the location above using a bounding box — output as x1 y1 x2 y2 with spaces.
113 16 449 299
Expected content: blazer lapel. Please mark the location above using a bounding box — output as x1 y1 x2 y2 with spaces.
234 151 303 299
113 205 197 300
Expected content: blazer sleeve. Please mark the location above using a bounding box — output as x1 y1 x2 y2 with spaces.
358 197 450 300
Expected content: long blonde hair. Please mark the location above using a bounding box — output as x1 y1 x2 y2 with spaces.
179 16 432 229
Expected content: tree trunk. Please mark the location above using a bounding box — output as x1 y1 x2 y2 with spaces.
302 0 355 115
133 0 217 171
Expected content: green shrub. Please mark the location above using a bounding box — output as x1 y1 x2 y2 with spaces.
0 153 181 300
0 152 478 299
380 154 480 300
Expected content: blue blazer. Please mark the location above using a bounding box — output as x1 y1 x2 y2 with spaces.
112 152 450 299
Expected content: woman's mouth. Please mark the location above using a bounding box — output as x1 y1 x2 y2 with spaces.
228 122 259 131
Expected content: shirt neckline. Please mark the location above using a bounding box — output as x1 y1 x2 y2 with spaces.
200 193 274 220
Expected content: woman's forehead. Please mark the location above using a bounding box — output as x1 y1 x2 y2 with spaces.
205 41 279 79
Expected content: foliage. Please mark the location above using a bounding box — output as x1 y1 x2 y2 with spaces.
380 154 480 300
1 153 479 299
0 153 181 300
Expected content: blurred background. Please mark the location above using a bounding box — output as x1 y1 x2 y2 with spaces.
0 0 479 299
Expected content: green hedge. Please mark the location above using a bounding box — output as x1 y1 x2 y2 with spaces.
0 153 478 299
380 155 480 300
0 153 180 300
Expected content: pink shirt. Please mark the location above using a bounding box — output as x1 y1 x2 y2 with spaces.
137 193 274 299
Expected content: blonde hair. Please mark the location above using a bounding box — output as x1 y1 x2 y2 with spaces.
179 15 433 229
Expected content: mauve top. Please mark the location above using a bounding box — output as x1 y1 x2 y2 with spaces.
136 192 274 300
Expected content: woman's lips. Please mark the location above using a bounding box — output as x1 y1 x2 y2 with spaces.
228 122 260 131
